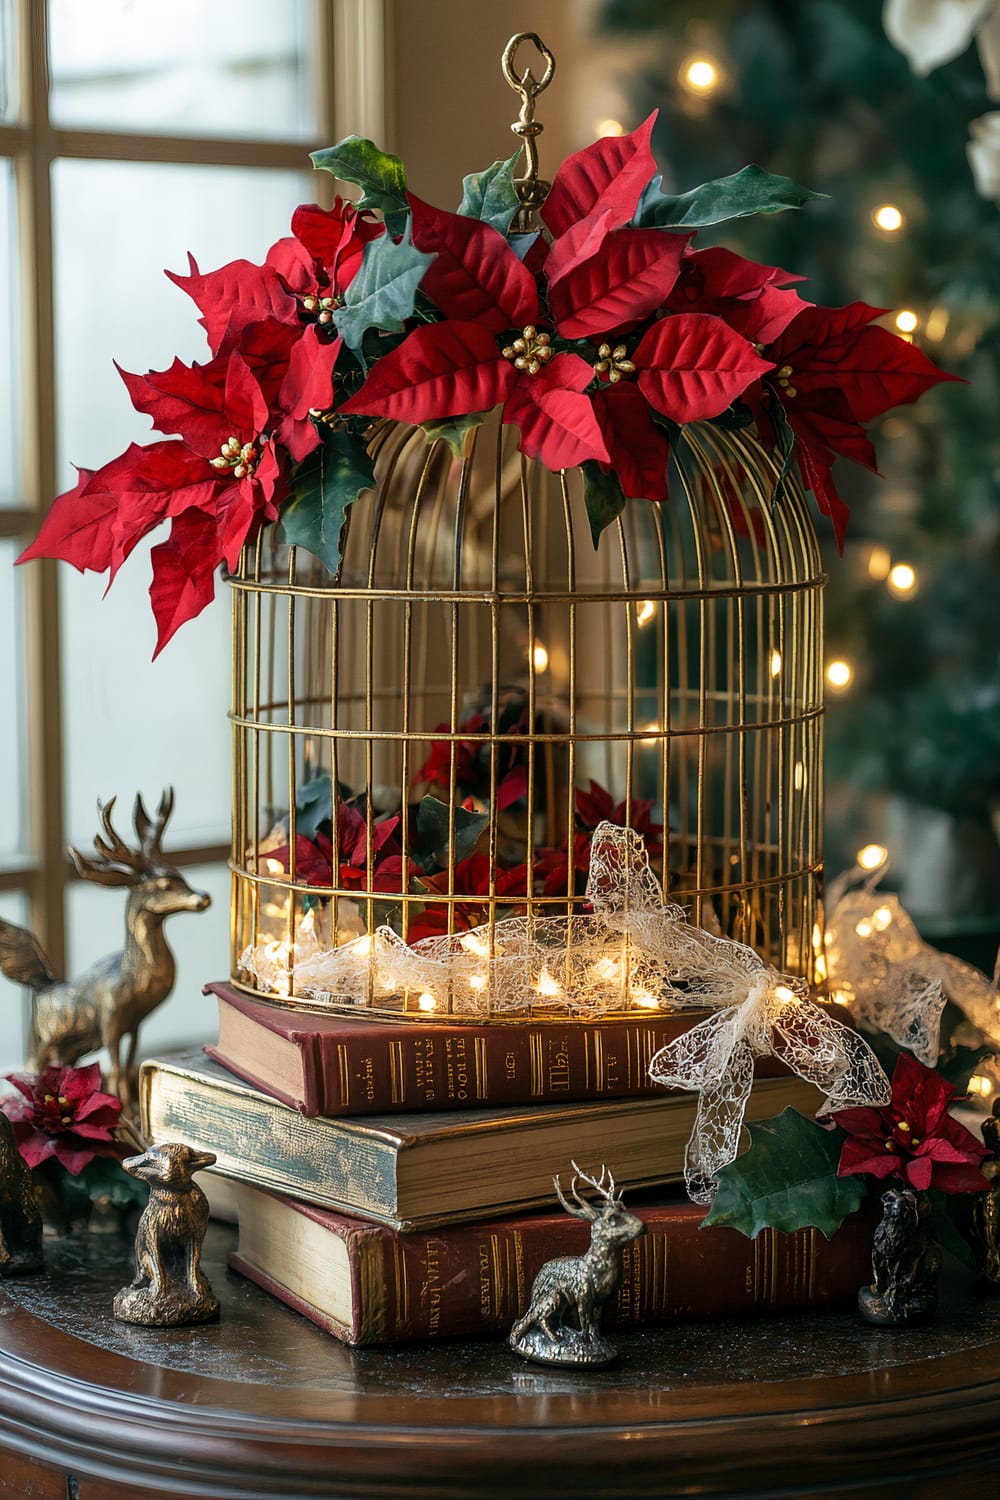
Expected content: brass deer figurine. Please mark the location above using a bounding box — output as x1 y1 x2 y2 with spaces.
0 790 210 1119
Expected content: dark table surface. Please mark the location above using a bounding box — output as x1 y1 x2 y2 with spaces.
2 1221 1000 1498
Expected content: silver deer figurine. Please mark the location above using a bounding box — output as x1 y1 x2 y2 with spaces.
510 1162 644 1368
0 790 210 1119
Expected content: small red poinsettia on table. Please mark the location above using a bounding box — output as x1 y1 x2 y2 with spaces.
2 1062 127 1174
833 1049 991 1195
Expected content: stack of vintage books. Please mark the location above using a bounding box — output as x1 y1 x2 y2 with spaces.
138 985 875 1347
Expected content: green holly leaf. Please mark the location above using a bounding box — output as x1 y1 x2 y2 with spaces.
457 150 522 234
279 426 375 578
769 398 798 506
636 165 826 229
581 460 627 548
414 795 489 873
295 772 334 840
703 1107 866 1239
420 411 487 457
333 223 434 361
311 135 408 222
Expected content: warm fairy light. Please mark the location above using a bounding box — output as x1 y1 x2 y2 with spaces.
460 931 490 959
264 858 286 876
895 309 919 334
793 761 807 791
773 984 796 1004
873 203 905 232
867 545 892 581
681 56 720 95
888 562 917 596
770 650 782 677
354 933 374 957
812 923 828 982
830 989 852 1006
593 956 624 983
826 659 852 690
417 991 437 1012
640 721 661 745
636 599 657 627
532 642 549 672
872 906 893 932
925 306 949 342
536 967 563 998
813 951 828 981
299 909 315 936
855 919 873 939
467 973 488 993
595 117 625 137
857 843 888 871
630 988 661 1009
968 1074 995 1097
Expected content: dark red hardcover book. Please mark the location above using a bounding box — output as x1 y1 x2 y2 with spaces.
227 1179 877 1347
205 980 750 1117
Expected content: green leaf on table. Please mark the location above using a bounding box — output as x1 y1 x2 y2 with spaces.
414 795 489 872
458 150 522 234
636 166 826 230
703 1108 866 1239
333 223 434 361
311 135 409 222
581 460 627 548
420 411 487 457
279 425 375 578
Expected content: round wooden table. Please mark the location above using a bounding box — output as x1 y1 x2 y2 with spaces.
1 1223 999 1499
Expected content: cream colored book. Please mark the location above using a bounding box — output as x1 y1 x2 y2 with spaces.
139 1049 823 1233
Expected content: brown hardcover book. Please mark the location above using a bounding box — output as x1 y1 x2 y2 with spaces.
139 1049 824 1232
227 1179 876 1346
205 980 778 1118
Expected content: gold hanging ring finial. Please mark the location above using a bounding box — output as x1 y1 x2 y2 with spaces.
501 33 556 233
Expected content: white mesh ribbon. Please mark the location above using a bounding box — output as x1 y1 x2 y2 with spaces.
825 859 1000 1062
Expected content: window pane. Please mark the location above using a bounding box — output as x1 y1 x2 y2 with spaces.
0 0 17 122
48 0 318 140
68 861 229 1058
0 160 18 505
0 541 27 858
0 891 29 1078
51 160 310 848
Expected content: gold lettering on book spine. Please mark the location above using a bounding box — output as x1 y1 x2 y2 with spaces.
336 1044 350 1109
593 1033 605 1091
474 1036 488 1100
389 1041 404 1105
529 1033 543 1096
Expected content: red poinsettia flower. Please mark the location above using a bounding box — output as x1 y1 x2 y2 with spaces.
574 779 664 859
407 853 530 941
665 245 807 345
1 1063 125 1176
270 804 415 894
833 1049 991 1195
754 301 961 547
534 833 595 898
414 708 529 811
341 118 771 477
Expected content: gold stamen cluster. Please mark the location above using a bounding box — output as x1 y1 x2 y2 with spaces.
501 325 554 374
775 363 798 398
302 293 338 325
594 342 636 383
211 435 259 479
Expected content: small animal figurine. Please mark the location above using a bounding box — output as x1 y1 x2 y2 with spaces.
0 1110 43 1277
858 1186 942 1327
510 1162 644 1368
968 1098 1000 1287
0 790 210 1120
113 1143 219 1327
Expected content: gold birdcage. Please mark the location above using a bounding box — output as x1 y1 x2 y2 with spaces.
228 409 825 1018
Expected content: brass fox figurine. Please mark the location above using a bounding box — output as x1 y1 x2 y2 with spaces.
113 1142 219 1326
0 790 210 1119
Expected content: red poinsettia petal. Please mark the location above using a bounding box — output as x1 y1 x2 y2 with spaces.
106 442 221 582
16 466 112 574
795 442 851 552
547 227 688 338
837 1133 902 1180
497 763 528 811
541 112 657 239
782 390 879 473
635 314 772 423
274 332 340 460
543 207 618 288
576 780 615 827
822 323 962 424
409 195 538 330
902 1154 935 1192
149 509 223 657
292 198 383 290
117 355 227 452
165 253 298 355
264 234 316 295
15 1131 59 1170
591 383 670 502
58 1062 105 1101
503 355 610 470
890 1047 956 1134
741 283 810 345
923 1160 992 1194
768 300 887 363
269 833 335 887
340 321 515 424
222 353 269 445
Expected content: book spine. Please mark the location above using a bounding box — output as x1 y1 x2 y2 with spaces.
211 989 788 1118
233 1199 874 1347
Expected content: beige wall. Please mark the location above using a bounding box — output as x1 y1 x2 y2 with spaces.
385 0 629 206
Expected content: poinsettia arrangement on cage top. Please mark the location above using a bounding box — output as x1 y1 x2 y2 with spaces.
18 114 956 654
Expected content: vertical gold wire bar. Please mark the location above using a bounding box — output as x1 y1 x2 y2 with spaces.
484 420 504 952
230 566 242 974
329 591 341 951
561 471 578 927
250 536 263 966
618 516 635 819
521 453 537 940
285 548 297 993
675 433 709 926
650 503 670 899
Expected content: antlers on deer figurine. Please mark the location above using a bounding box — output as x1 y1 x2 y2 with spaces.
510 1162 645 1368
0 790 210 1121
